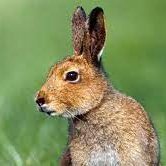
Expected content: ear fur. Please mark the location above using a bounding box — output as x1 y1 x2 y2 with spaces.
83 7 106 66
72 6 86 55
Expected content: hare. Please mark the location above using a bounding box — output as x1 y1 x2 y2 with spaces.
35 6 160 166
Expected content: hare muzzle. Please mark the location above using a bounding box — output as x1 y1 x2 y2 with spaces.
35 90 57 116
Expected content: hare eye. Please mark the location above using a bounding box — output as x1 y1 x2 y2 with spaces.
65 71 79 82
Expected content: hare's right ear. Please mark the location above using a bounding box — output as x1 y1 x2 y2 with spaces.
72 6 86 55
83 7 106 67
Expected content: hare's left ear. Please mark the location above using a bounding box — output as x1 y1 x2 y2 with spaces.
83 7 106 66
72 6 86 55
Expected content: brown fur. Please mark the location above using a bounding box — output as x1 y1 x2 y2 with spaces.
35 6 160 166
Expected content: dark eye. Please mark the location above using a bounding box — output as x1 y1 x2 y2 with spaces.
65 71 79 82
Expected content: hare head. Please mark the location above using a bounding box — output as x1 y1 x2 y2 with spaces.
35 7 109 117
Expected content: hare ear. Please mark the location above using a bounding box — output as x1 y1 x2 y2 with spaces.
72 6 86 56
83 7 106 66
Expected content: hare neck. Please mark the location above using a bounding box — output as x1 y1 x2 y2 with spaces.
68 86 116 136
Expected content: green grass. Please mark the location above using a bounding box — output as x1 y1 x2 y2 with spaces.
0 0 166 165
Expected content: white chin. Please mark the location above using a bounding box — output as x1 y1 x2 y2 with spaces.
39 104 60 116
50 112 59 116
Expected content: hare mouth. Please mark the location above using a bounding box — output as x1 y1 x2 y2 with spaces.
37 104 58 116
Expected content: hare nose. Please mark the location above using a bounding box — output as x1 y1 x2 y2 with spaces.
36 97 45 106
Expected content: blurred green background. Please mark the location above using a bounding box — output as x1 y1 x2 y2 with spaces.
0 0 165 165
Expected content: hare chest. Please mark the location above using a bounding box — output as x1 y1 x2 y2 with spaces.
88 145 120 166
71 144 120 166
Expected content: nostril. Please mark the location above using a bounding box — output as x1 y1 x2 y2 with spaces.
36 97 45 106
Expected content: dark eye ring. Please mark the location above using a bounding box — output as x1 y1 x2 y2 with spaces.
65 71 80 83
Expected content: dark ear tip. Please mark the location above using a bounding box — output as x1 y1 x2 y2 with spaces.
75 6 85 14
76 6 84 11
73 6 86 19
91 7 104 15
